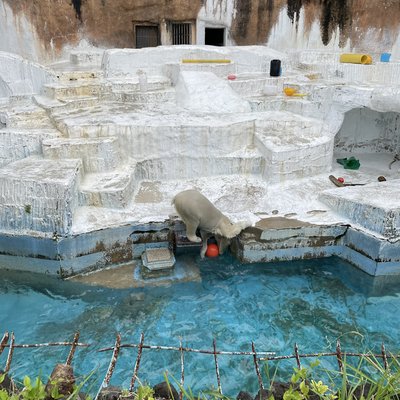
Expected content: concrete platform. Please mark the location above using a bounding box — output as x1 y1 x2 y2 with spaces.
70 253 201 288
233 216 400 276
79 167 135 208
0 46 400 278
254 111 333 182
141 247 175 270
320 180 400 240
42 136 122 173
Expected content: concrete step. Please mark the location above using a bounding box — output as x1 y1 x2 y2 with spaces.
49 103 124 138
42 80 109 100
0 103 54 128
49 106 256 148
0 156 82 235
249 96 321 116
254 111 333 182
319 180 400 240
141 247 176 279
43 136 123 173
173 220 202 250
34 94 99 113
233 217 347 263
55 69 104 82
135 152 264 180
79 167 135 208
229 75 284 97
0 128 61 168
104 88 176 104
107 76 171 92
164 61 236 84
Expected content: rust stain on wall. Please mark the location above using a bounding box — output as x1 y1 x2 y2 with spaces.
4 0 203 52
288 0 400 49
231 0 286 45
83 0 203 48
349 0 400 50
287 0 352 46
4 0 81 51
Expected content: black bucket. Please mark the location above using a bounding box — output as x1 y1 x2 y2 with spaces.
270 59 281 77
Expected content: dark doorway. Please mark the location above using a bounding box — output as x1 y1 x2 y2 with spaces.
205 28 225 46
135 25 160 48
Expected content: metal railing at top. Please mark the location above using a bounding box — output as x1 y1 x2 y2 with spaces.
1 331 399 400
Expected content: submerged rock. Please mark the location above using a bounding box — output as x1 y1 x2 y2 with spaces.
237 390 253 400
97 385 123 400
254 388 271 400
153 381 179 400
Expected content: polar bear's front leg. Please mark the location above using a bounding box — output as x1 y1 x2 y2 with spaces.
199 230 211 258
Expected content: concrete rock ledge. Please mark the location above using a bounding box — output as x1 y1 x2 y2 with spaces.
233 218 400 276
0 217 398 278
0 46 400 277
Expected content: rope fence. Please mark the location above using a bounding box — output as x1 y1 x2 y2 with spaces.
0 330 399 399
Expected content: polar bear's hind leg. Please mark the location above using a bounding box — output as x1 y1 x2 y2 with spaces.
185 220 202 243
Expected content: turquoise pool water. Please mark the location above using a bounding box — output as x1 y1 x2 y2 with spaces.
1 255 400 396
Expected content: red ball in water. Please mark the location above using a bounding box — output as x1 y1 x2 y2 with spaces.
338 177 345 183
206 243 219 258
227 74 237 80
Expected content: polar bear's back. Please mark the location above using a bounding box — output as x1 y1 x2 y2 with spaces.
172 189 224 230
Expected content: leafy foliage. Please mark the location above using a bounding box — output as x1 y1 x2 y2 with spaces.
0 372 91 400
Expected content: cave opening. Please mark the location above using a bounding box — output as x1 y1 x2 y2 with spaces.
335 108 400 154
205 28 225 46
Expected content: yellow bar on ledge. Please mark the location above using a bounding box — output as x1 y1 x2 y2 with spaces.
339 54 372 64
181 59 231 64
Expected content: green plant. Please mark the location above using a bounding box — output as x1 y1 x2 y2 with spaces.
264 360 280 393
20 376 46 400
281 361 336 400
333 355 400 400
0 390 19 400
0 373 17 400
0 372 92 400
279 354 400 400
134 385 155 400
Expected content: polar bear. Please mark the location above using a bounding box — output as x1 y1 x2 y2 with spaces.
172 189 250 258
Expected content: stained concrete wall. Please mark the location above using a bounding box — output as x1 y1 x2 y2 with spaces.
1 0 400 63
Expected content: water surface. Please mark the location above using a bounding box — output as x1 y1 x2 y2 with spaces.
1 255 399 396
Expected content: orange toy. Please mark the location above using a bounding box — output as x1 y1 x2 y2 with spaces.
206 243 219 258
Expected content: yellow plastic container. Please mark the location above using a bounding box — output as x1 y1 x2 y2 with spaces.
181 59 231 64
284 87 297 96
339 54 372 65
